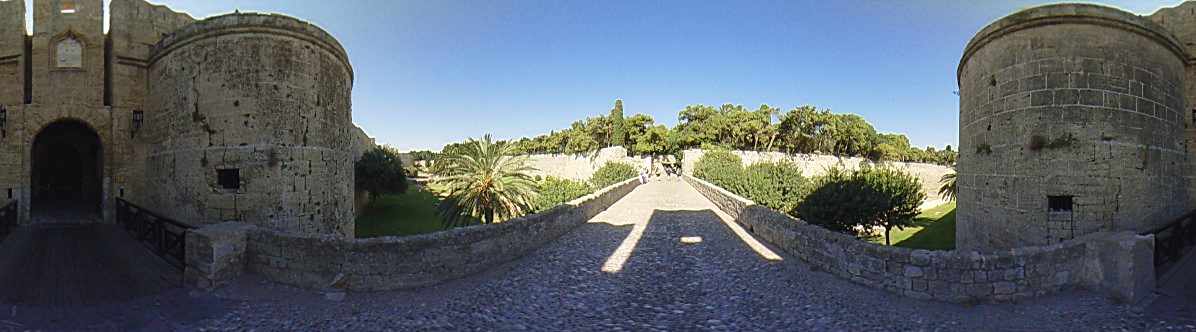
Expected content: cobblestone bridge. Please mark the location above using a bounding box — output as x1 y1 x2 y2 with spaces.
1 180 1193 330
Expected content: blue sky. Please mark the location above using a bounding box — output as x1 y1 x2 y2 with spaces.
24 0 1185 151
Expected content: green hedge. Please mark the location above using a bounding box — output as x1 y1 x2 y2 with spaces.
534 177 594 212
693 151 807 213
591 162 638 188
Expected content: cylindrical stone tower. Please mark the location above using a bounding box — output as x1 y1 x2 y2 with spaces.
145 13 355 237
957 4 1190 251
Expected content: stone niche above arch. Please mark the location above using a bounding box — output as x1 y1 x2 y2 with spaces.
53 33 84 69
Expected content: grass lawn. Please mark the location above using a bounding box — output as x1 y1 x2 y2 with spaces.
870 201 956 250
355 188 453 238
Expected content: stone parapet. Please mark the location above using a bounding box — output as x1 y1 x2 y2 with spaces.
684 174 1155 303
192 177 642 291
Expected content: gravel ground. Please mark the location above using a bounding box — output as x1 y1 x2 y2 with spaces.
7 179 1195 331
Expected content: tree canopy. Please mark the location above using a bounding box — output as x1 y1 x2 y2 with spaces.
465 100 956 165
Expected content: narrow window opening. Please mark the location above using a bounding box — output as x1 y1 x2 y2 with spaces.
23 35 31 104
1048 195 1073 212
60 2 76 13
103 34 112 106
119 188 124 197
6 188 11 199
217 169 241 190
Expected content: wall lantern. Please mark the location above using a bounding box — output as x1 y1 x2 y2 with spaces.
130 110 143 138
0 106 7 138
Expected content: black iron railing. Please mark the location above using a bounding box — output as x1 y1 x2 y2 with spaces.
0 200 15 238
115 198 195 270
1142 211 1196 278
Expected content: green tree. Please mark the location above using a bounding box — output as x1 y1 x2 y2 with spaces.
534 177 593 212
355 146 410 206
939 171 957 201
431 134 539 227
591 161 638 188
795 165 925 245
610 99 626 147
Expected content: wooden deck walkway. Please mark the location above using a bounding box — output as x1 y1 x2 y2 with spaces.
0 224 181 305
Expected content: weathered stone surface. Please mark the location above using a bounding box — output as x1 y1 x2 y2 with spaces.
685 174 1150 303
956 3 1194 251
184 221 254 290
243 177 642 291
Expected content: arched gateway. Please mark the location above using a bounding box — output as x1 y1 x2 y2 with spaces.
29 120 102 223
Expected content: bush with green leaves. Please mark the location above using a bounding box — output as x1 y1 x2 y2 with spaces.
533 177 594 212
355 145 409 206
794 165 925 245
692 150 744 192
738 162 807 213
591 161 638 188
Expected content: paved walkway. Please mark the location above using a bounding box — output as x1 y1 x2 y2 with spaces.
3 180 1190 330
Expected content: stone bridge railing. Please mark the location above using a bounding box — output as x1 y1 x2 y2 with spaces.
184 177 642 291
683 175 1156 303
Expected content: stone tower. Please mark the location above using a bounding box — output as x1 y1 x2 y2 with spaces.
957 3 1196 251
0 0 367 238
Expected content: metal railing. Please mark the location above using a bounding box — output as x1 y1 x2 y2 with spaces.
1142 211 1196 278
115 198 195 270
0 200 15 239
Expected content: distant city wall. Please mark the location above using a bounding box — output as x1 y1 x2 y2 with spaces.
684 174 1156 303
525 147 652 183
185 177 643 291
681 149 954 206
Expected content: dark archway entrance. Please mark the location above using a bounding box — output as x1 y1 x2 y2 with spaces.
30 120 102 223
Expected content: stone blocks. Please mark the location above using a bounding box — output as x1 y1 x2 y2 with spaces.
684 174 1156 303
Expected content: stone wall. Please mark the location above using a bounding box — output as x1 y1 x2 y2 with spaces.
957 4 1191 251
526 146 652 183
681 149 953 206
145 13 356 237
684 175 1156 303
187 177 643 291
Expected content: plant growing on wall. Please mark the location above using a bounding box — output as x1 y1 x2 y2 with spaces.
975 143 992 155
431 134 539 227
355 145 409 207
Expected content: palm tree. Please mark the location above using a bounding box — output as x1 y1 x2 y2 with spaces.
939 170 957 201
431 134 539 228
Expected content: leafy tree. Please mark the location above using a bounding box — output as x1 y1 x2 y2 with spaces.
692 150 744 192
591 161 638 188
355 145 409 206
533 177 593 212
795 165 925 245
431 134 539 227
610 99 626 147
939 170 957 201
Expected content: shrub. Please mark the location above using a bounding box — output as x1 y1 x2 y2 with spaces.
692 151 743 192
591 162 638 188
534 177 594 212
739 162 807 213
355 145 409 206
795 165 925 245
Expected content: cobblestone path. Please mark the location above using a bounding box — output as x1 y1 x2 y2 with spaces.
6 180 1191 330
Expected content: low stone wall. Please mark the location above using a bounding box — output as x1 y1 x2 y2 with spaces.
683 175 1155 303
187 177 642 291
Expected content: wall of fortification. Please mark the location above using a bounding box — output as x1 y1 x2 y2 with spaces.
145 14 356 237
681 149 953 206
185 177 643 291
957 4 1191 251
685 175 1156 303
1148 2 1196 212
0 0 23 106
525 146 652 182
